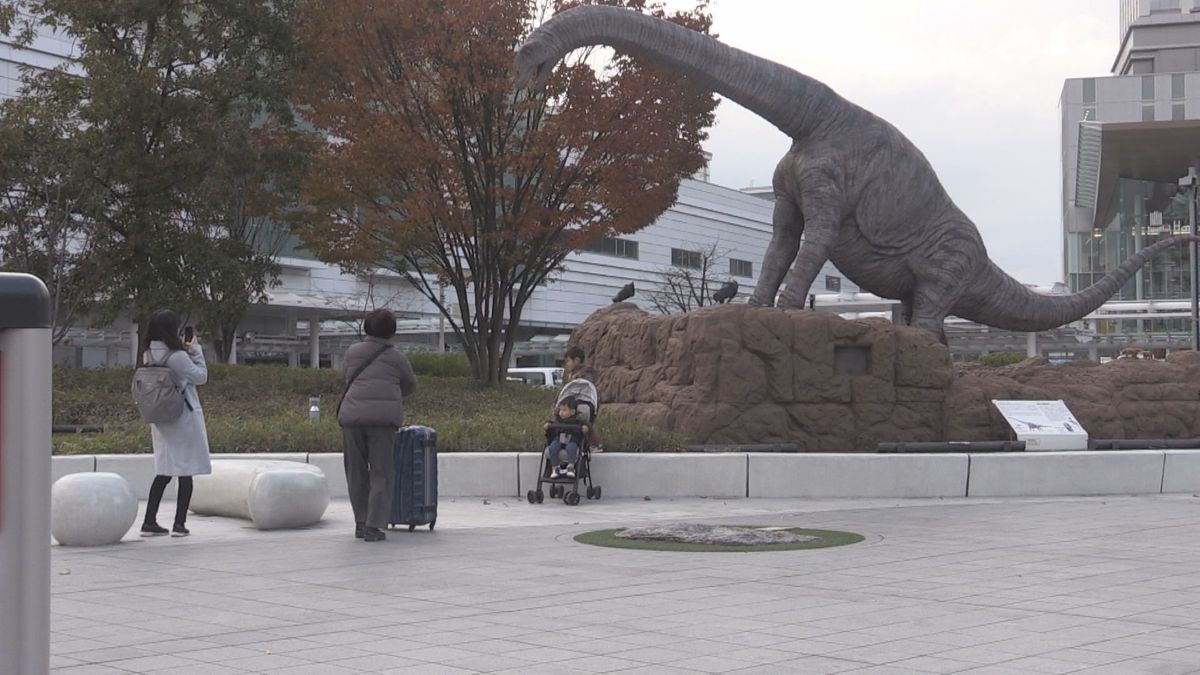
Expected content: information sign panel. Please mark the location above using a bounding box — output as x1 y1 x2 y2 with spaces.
991 400 1088 451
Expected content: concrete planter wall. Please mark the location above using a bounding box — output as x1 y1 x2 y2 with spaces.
967 451 1164 497
1162 450 1200 493
749 453 969 498
49 449 1200 499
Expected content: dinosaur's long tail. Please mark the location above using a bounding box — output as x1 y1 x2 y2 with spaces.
516 5 857 140
957 235 1200 332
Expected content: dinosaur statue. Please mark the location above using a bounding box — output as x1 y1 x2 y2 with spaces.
515 6 1197 341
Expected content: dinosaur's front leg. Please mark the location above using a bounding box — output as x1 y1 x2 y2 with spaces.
777 182 843 309
749 198 803 306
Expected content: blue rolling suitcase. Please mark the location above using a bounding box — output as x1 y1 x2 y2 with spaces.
389 425 438 531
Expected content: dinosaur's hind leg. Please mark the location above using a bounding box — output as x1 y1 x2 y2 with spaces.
749 198 803 306
909 263 970 345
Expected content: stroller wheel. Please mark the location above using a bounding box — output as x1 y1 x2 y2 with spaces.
526 489 538 504
550 485 561 499
536 489 545 504
586 486 595 500
564 491 581 506
594 486 601 500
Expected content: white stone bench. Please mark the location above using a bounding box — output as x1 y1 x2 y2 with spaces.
191 460 329 530
51 473 137 546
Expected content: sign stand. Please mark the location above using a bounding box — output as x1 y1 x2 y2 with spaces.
0 273 52 675
992 400 1089 452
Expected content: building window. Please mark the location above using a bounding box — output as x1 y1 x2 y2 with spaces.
671 248 703 270
1082 78 1096 104
589 237 639 259
1173 102 1186 120
825 275 842 292
1173 73 1186 99
1142 75 1156 100
1130 59 1154 75
730 258 753 278
1143 104 1156 122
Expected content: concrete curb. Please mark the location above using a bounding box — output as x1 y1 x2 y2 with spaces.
49 450 1200 499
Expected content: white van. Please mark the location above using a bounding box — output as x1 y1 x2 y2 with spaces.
506 367 564 388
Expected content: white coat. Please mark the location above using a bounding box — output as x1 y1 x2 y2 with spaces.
144 340 212 476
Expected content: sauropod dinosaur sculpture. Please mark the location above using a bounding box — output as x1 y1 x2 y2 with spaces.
515 5 1197 341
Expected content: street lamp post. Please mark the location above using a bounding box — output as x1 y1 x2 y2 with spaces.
1184 167 1200 351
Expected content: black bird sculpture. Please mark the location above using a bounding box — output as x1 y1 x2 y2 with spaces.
713 279 739 304
612 282 635 303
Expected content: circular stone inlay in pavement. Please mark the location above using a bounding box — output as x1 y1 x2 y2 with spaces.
574 523 864 552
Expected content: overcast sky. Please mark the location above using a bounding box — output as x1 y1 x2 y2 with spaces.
661 0 1118 285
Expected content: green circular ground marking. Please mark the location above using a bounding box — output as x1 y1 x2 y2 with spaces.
574 526 864 552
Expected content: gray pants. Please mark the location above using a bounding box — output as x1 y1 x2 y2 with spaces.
342 426 396 529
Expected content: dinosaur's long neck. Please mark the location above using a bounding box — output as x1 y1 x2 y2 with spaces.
538 6 855 140
957 236 1199 332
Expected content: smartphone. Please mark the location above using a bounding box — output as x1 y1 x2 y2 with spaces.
183 326 194 343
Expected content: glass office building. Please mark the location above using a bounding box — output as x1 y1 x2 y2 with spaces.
1062 0 1200 341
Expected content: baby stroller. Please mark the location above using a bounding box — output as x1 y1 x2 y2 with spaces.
526 378 601 506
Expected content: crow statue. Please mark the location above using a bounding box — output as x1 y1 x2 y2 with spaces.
713 279 739 304
612 282 635 303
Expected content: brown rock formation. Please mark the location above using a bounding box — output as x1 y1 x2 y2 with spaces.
572 303 952 450
572 303 1200 450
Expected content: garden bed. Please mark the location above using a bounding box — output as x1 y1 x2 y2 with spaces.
52 359 684 455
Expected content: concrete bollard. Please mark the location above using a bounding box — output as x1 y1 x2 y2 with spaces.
0 273 52 675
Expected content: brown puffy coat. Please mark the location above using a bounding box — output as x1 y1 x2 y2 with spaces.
337 337 417 428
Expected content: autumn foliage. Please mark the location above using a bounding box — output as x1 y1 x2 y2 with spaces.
293 0 717 383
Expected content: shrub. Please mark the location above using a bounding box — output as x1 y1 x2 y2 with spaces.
403 351 473 378
975 351 1026 368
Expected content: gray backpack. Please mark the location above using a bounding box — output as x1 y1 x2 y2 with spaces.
131 351 193 423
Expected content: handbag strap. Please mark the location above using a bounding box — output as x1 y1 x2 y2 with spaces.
336 343 392 417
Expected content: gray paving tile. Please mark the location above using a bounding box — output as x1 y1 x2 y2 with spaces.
48 665 135 674
885 655 984 673
217 653 311 671
101 654 201 672
142 664 244 675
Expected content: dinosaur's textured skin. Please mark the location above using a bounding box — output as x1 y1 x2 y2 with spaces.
515 6 1195 340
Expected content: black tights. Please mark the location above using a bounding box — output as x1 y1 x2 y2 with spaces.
144 475 193 527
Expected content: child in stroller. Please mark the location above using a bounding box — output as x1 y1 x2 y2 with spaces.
527 379 601 505
544 397 587 479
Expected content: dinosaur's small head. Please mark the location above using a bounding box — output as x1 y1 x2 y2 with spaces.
513 32 562 91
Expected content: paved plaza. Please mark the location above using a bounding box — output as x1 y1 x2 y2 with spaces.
48 494 1200 674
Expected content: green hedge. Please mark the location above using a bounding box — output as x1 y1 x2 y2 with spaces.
53 363 685 454
974 351 1027 368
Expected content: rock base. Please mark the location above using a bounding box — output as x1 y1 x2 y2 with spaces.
572 303 1200 448
615 523 817 546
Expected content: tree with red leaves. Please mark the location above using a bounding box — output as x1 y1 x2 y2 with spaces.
293 0 716 384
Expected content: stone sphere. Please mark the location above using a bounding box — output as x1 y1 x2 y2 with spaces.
51 473 137 546
247 470 329 530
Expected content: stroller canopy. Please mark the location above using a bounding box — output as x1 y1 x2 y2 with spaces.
555 379 599 423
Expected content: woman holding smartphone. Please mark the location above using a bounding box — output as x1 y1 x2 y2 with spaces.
140 310 211 537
